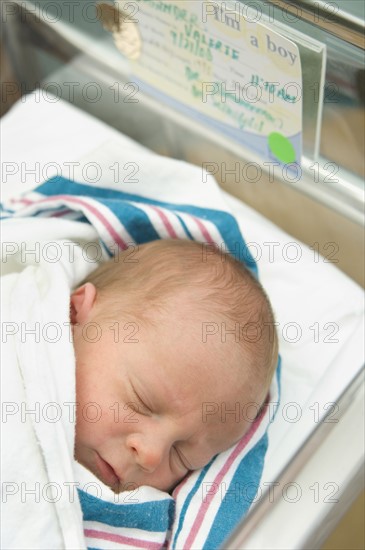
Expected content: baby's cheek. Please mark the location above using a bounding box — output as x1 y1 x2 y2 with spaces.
74 401 104 446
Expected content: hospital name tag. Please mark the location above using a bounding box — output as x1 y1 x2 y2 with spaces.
114 0 302 166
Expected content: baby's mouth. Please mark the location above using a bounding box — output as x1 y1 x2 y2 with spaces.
94 452 121 490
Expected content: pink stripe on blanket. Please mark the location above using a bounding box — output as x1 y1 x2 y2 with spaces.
184 396 270 549
16 195 129 250
192 216 215 244
85 528 163 549
150 205 178 238
139 204 216 247
10 197 33 205
51 208 74 218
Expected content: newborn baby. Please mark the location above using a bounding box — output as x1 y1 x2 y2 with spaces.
70 239 278 494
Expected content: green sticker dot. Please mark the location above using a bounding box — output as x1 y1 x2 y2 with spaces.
268 132 296 163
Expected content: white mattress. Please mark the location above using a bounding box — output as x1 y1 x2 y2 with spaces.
1 92 364 488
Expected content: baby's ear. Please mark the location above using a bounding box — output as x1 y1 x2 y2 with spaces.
70 283 97 324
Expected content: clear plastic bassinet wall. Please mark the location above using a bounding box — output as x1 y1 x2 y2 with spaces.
2 0 364 287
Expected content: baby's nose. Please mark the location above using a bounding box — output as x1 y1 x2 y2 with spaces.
126 435 166 473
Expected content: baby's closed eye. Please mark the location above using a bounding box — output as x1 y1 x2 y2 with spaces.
126 400 150 416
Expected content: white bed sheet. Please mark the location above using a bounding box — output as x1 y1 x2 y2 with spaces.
1 92 364 486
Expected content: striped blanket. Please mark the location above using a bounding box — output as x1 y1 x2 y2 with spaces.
1 173 280 550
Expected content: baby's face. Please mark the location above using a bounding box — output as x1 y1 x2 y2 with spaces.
71 284 254 493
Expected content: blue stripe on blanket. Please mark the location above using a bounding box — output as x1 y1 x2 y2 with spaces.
207 359 282 549
205 435 268 549
29 177 258 275
77 489 175 532
175 212 194 240
171 465 211 548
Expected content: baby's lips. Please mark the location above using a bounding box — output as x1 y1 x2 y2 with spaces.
95 452 121 487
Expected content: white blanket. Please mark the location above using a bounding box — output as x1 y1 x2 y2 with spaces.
1 229 89 549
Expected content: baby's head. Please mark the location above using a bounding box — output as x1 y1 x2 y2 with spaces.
71 239 278 493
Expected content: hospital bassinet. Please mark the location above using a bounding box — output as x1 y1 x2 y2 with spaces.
1 1 364 548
